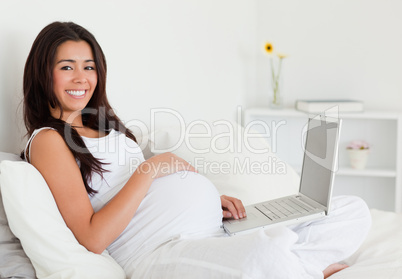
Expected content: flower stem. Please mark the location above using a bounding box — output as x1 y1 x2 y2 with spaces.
270 56 283 105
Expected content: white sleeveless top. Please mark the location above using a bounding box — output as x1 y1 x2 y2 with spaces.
25 128 224 267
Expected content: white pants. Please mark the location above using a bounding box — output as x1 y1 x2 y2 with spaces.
124 196 371 279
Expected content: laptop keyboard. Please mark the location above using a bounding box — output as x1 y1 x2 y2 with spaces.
255 197 315 220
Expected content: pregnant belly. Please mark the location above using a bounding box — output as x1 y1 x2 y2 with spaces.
108 171 224 264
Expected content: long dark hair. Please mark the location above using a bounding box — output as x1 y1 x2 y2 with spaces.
22 21 136 195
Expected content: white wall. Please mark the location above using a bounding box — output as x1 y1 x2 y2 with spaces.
253 0 402 109
0 0 257 153
1 0 401 154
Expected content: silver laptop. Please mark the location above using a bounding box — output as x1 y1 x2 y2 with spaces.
223 115 342 236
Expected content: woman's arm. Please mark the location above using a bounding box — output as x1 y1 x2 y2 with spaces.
30 129 193 254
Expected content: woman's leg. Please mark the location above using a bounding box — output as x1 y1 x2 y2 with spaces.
289 195 372 278
125 228 316 279
125 196 371 279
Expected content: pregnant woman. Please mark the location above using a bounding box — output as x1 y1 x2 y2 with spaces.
22 21 371 278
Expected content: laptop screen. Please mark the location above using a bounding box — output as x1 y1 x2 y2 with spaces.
299 116 340 208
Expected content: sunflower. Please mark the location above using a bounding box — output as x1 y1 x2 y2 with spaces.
264 42 274 54
263 42 288 107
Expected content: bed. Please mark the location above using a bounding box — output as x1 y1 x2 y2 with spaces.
1 122 401 278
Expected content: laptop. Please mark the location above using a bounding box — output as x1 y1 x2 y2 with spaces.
223 115 342 236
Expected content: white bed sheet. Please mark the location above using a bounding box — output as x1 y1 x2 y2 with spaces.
329 209 402 278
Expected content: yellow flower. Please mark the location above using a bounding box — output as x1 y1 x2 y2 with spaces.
264 42 274 54
264 42 288 107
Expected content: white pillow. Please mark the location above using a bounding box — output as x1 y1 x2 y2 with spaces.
0 151 22 162
0 160 126 279
0 152 36 278
150 121 300 206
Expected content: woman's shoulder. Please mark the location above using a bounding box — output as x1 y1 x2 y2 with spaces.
29 127 64 146
32 128 63 143
26 127 70 163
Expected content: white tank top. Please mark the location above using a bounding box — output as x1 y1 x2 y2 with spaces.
25 128 224 267
25 128 145 211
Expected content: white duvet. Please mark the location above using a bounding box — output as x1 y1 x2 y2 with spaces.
329 209 402 279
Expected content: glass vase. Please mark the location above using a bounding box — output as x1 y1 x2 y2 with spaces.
269 72 283 109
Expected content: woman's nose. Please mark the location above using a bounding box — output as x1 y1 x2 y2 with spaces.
73 70 87 83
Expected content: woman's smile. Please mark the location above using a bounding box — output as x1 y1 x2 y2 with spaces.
66 89 87 98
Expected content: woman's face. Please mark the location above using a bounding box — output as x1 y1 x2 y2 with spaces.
51 40 98 123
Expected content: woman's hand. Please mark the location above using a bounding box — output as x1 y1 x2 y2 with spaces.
137 152 197 179
220 195 246 220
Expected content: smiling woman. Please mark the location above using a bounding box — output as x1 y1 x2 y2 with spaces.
17 21 372 279
51 40 98 125
22 21 137 194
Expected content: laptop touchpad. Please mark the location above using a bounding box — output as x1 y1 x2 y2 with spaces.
226 212 258 224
